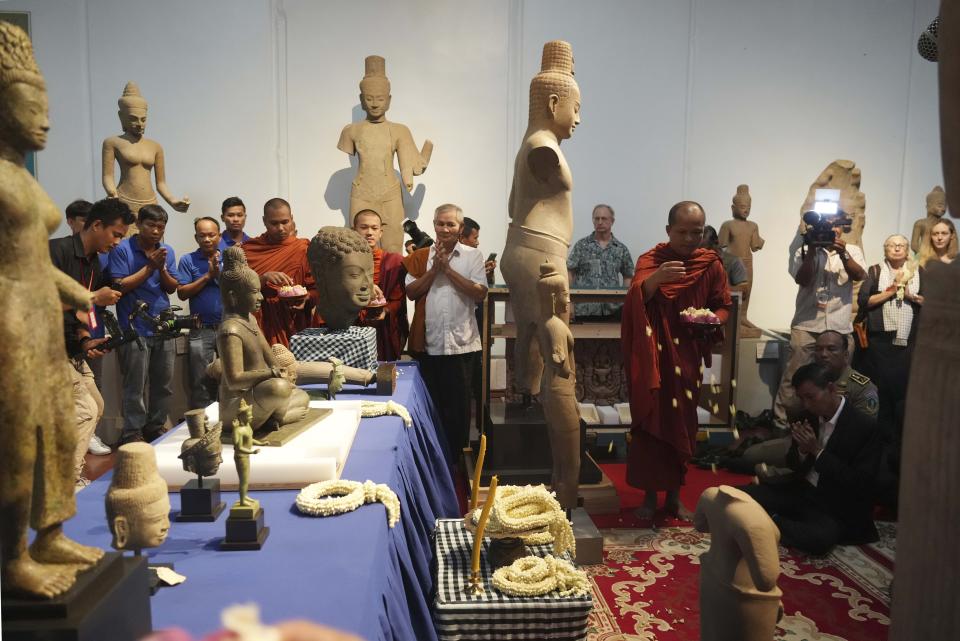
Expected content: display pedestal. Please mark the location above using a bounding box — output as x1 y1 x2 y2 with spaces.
1 552 151 641
220 501 270 551
176 477 226 522
571 507 603 565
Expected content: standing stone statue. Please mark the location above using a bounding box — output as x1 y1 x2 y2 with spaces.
694 486 782 641
307 226 375 330
232 399 260 512
910 185 948 253
501 40 581 400
217 246 310 435
0 20 104 598
718 185 764 337
179 409 223 478
536 262 580 510
799 159 866 249
338 56 433 253
102 81 190 230
105 442 171 553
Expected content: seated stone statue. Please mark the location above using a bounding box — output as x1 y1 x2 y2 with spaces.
106 442 171 553
307 226 375 330
217 246 310 435
204 344 376 388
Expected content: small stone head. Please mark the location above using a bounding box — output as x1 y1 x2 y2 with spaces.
927 185 947 218
180 409 222 477
307 226 374 330
731 184 751 220
117 81 148 138
528 40 580 140
0 21 49 153
537 261 570 317
106 442 171 551
359 55 391 122
220 246 262 316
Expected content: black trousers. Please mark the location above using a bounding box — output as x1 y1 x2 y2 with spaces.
741 481 843 556
416 352 476 465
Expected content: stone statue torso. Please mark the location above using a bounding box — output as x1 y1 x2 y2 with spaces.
719 219 761 259
105 134 162 202
343 120 403 201
217 315 271 392
508 130 573 246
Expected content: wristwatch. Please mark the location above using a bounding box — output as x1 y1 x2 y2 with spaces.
839 250 850 261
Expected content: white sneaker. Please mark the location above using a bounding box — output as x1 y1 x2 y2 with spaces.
88 434 112 455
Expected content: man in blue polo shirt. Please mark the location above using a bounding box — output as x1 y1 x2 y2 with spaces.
219 195 250 251
109 204 179 445
177 217 223 409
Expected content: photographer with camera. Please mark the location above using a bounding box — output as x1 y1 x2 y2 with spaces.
109 204 180 445
773 208 866 428
50 198 134 481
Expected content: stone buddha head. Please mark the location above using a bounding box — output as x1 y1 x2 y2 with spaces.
359 55 391 123
537 261 570 318
308 226 374 330
732 184 752 220
529 40 580 140
106 442 171 551
220 246 263 317
117 81 148 139
179 409 223 477
0 21 49 155
927 185 947 218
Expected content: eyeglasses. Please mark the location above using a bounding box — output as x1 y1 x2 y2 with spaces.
885 243 907 249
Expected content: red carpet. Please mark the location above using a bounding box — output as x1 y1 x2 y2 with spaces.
586 463 894 641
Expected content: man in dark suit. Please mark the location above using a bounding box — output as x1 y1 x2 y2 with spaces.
741 362 880 555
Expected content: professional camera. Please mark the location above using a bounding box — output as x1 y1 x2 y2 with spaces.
801 189 852 248
402 219 434 249
147 305 202 338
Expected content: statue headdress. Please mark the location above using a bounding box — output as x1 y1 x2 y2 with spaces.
529 40 578 122
0 21 44 90
732 184 752 208
359 55 390 93
118 81 148 112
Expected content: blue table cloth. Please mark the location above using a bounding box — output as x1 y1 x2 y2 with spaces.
66 362 459 641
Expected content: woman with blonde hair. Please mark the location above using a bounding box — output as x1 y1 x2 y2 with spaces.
917 218 958 267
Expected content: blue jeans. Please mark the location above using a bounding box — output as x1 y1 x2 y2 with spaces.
117 335 175 436
187 327 218 409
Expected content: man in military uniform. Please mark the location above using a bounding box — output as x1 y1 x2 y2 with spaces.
740 330 878 479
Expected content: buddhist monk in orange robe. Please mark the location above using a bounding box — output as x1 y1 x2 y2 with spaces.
622 201 732 519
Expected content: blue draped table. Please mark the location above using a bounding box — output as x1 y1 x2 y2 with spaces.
65 362 459 641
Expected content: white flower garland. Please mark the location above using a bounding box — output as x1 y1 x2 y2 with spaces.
492 555 590 598
465 485 575 557
360 400 413 427
296 479 401 527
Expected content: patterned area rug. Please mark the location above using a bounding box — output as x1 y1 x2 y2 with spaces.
585 522 895 641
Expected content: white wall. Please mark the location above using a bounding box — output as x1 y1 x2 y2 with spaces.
7 0 943 329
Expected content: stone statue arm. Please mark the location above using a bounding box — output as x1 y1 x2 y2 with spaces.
734 517 780 592
717 222 732 249
220 332 281 391
545 323 574 379
153 146 190 213
337 124 356 156
692 487 716 533
51 267 94 310
101 138 119 198
750 222 765 251
528 144 560 183
394 124 432 190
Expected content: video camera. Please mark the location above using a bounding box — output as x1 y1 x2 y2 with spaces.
69 301 200 358
402 219 434 250
801 189 852 248
147 305 202 338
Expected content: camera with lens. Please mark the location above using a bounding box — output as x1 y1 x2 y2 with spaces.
149 305 202 338
402 219 434 250
801 189 852 248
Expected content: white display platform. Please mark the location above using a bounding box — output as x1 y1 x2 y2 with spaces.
156 400 361 491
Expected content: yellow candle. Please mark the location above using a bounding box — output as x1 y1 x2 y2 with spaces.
470 434 487 511
471 475 498 575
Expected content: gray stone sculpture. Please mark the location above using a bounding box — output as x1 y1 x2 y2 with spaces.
307 226 375 331
501 40 580 399
106 442 171 553
910 185 948 253
179 409 223 478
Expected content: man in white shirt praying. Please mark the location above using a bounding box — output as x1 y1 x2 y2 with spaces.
403 204 487 464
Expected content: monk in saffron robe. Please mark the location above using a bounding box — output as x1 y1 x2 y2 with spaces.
354 210 409 360
622 201 732 518
242 198 318 347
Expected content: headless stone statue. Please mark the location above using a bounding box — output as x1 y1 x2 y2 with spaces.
799 159 866 249
307 226 375 330
101 82 189 233
105 442 171 553
501 40 581 398
910 185 948 253
694 486 782 641
179 409 223 478
338 56 433 253
718 185 764 337
536 262 580 510
0 21 104 599
217 246 310 436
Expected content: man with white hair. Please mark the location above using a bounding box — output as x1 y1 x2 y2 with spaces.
567 204 633 320
404 204 487 463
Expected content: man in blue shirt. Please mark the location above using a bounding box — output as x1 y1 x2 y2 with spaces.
109 205 179 444
177 217 223 409
218 195 250 251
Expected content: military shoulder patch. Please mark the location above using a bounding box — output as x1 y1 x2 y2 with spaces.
849 371 871 385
